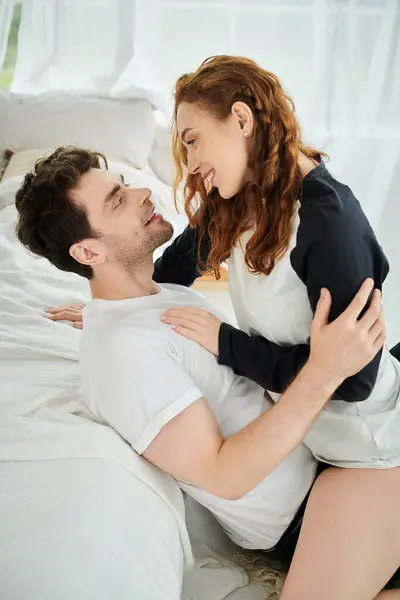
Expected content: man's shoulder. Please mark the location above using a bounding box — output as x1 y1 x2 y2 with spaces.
80 314 183 372
82 321 175 352
160 282 205 300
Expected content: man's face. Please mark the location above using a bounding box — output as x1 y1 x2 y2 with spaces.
70 168 173 273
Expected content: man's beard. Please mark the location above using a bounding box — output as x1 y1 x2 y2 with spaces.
103 221 173 274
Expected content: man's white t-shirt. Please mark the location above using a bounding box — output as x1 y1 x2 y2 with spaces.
80 283 316 550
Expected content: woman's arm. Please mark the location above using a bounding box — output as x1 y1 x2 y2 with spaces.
290 186 389 402
153 222 208 286
163 306 311 393
218 325 310 393
153 209 212 287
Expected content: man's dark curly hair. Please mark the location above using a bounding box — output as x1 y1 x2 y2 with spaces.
15 146 107 279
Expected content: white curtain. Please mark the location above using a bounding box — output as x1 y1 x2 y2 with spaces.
11 0 167 111
10 0 400 341
0 0 14 71
130 0 400 344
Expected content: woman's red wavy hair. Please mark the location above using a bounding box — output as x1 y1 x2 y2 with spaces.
172 55 323 277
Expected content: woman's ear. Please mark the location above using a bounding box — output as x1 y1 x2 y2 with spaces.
231 101 254 137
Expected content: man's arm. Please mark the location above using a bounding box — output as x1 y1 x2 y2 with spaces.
144 365 339 500
144 280 384 499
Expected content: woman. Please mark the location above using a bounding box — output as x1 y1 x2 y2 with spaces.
155 55 400 599
157 54 400 467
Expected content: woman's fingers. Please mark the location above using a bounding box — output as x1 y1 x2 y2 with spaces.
170 325 202 344
166 307 209 317
163 309 209 327
47 310 82 322
45 304 85 329
46 303 85 322
162 306 221 356
164 316 202 332
163 307 210 325
47 304 84 314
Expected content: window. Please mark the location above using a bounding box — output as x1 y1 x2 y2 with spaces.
0 1 22 90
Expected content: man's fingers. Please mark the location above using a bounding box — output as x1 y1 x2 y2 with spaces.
312 288 332 330
368 318 384 344
373 331 386 351
343 278 374 320
359 289 382 331
73 322 83 330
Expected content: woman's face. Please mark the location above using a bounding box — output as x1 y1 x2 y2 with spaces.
176 101 252 199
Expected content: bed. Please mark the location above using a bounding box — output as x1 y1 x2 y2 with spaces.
0 97 278 599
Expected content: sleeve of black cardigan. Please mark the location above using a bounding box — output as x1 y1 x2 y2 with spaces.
289 186 389 402
153 215 212 287
218 323 310 393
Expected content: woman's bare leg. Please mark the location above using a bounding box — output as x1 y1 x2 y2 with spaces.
280 466 400 600
376 591 400 599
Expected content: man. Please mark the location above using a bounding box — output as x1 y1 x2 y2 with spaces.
15 146 383 552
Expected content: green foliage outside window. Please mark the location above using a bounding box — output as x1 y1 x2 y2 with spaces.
0 3 22 89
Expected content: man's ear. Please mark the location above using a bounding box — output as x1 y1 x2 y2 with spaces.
69 239 106 268
231 101 254 137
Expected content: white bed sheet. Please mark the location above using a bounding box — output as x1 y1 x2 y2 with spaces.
0 173 270 600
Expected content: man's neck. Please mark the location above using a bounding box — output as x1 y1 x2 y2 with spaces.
90 260 158 301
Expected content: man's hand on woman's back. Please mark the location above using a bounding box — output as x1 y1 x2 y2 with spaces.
309 278 385 380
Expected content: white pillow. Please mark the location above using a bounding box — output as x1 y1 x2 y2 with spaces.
149 145 175 187
149 115 174 186
0 92 156 169
0 174 23 212
1 148 134 182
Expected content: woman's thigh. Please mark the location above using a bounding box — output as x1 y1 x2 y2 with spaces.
280 466 400 600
